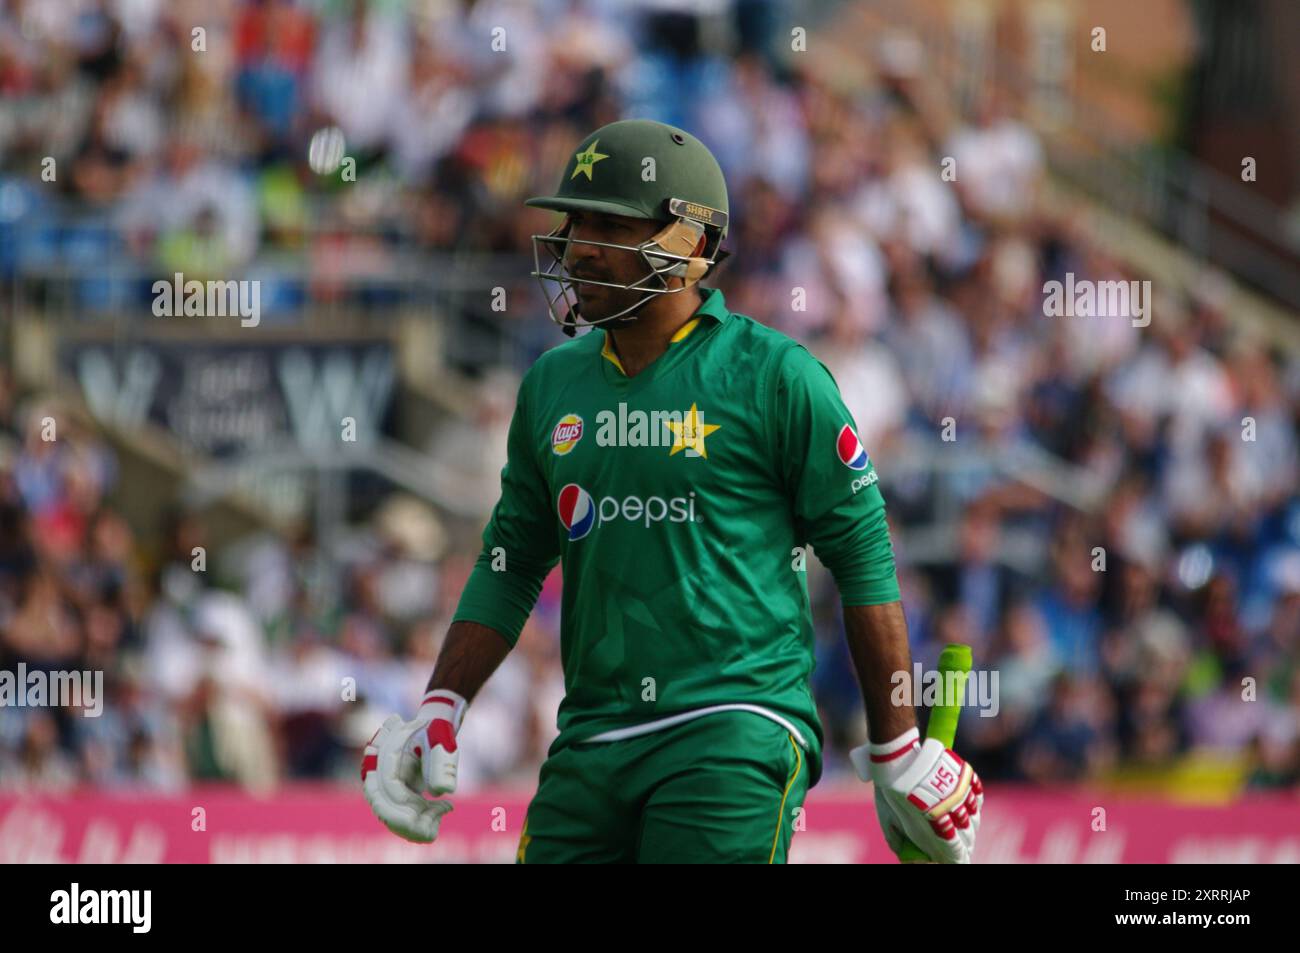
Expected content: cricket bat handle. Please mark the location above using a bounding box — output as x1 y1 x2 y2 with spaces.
898 643 972 864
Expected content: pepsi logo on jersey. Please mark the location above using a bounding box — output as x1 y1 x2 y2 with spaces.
557 483 699 540
836 424 870 470
837 424 880 494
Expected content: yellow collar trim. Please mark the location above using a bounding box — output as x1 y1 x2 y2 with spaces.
600 334 625 373
600 316 704 377
669 317 701 343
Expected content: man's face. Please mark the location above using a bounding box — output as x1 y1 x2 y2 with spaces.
562 211 665 323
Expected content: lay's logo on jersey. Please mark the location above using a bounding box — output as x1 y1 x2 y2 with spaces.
552 414 584 455
836 424 870 471
558 483 597 540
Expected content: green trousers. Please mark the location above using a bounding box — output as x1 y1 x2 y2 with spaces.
517 710 809 863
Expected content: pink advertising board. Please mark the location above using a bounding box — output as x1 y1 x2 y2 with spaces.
1 785 1296 863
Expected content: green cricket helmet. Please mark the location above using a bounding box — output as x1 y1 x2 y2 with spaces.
525 119 730 336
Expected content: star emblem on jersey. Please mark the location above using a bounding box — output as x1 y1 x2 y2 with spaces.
570 140 609 181
665 403 721 458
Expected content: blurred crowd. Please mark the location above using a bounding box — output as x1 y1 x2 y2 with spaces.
1 0 1298 795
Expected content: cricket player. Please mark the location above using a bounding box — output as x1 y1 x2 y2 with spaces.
363 119 983 863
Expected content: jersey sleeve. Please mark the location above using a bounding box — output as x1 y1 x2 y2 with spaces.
769 343 901 607
451 370 561 646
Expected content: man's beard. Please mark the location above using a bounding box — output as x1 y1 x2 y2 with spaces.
571 278 652 325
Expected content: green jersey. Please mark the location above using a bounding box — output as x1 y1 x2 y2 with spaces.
452 287 900 785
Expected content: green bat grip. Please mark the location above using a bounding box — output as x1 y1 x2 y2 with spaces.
898 643 972 864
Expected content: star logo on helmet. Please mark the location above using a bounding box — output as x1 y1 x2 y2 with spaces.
571 139 609 181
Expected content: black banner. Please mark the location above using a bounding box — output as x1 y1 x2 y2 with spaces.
59 340 396 458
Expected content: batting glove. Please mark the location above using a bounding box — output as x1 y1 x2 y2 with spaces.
362 689 467 843
849 727 984 864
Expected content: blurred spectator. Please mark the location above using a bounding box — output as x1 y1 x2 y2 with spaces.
1019 674 1115 782
311 0 409 157
945 89 1043 223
